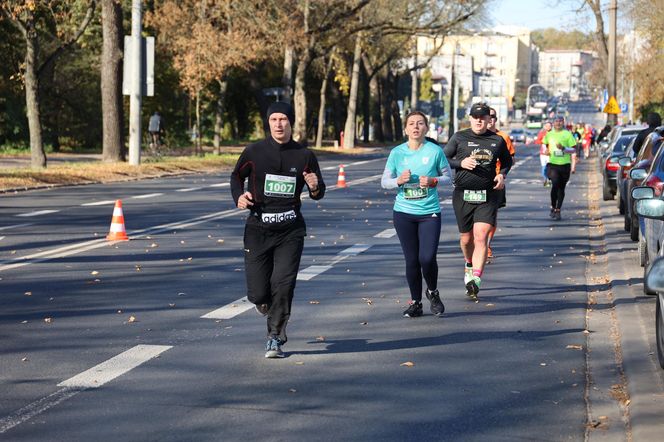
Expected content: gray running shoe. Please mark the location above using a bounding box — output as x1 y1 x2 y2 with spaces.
425 289 445 317
265 337 284 358
553 211 561 221
255 303 269 316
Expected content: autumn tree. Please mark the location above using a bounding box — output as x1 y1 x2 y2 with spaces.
0 0 97 168
148 0 287 153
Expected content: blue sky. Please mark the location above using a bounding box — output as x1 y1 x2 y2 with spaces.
492 0 594 30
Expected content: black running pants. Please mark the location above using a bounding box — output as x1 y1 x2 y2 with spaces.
243 224 304 343
548 163 571 210
393 210 441 302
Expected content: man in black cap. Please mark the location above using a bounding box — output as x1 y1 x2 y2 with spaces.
443 103 513 301
230 101 326 358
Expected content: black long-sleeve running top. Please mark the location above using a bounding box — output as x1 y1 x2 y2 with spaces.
230 136 325 228
443 128 513 190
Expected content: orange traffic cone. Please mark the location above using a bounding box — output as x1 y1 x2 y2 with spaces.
106 199 129 241
337 164 347 188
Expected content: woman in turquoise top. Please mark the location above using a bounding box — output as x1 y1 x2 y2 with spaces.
381 111 452 318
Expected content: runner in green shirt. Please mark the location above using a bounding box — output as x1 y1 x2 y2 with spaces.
542 116 577 220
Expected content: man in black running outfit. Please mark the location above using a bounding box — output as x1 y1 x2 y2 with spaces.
230 102 325 358
444 103 513 301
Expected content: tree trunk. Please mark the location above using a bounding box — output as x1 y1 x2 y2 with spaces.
585 0 608 82
343 34 362 148
24 27 46 169
293 49 312 144
101 0 125 162
361 64 370 142
316 56 333 148
195 89 202 155
213 80 227 154
390 72 403 141
379 68 393 142
361 53 383 143
282 46 294 103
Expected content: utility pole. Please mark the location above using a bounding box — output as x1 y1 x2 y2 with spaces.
448 42 460 138
128 0 142 166
607 0 617 125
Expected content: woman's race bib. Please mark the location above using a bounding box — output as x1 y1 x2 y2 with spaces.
403 183 427 200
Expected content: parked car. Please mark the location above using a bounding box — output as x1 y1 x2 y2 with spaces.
634 187 663 294
598 125 643 162
618 126 664 240
509 128 526 143
635 197 664 369
525 129 539 145
616 137 638 214
601 133 637 200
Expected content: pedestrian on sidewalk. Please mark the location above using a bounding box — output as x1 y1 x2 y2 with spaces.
230 102 326 358
148 111 164 156
381 111 452 318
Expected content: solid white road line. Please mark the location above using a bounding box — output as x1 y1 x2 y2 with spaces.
176 187 203 192
81 200 116 206
374 228 396 238
201 296 254 320
0 236 4 241
0 387 80 434
0 223 34 231
297 265 333 281
209 183 229 188
58 345 172 389
0 344 171 434
131 193 163 199
16 209 59 217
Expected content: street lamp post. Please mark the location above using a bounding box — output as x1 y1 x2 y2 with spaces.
526 83 542 116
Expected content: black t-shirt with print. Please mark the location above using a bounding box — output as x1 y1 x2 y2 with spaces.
444 128 513 191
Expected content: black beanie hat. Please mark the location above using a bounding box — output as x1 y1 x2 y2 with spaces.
267 102 295 126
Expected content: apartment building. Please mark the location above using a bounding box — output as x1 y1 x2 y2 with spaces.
538 50 596 99
417 26 539 109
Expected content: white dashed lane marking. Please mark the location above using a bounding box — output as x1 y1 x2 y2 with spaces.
201 296 254 320
58 345 172 389
131 193 164 199
176 187 203 192
209 183 229 188
16 209 59 217
374 228 396 238
81 200 116 206
0 345 171 434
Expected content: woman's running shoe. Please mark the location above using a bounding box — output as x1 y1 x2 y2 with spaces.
403 300 423 318
425 289 445 317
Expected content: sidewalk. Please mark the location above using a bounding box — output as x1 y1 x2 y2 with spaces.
0 153 102 169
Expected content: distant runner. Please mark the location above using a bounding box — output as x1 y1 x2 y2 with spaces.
444 103 513 301
382 111 452 317
536 121 552 186
543 116 576 221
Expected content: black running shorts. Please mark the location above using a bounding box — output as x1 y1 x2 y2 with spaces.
496 187 506 209
452 187 500 233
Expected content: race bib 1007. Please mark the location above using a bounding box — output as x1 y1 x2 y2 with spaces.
264 174 296 198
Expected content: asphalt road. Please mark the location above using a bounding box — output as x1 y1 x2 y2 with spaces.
1 142 663 441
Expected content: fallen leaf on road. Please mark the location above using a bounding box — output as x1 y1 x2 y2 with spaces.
21 320 28 324
362 298 372 305
91 271 99 275
360 322 368 325
316 336 325 341
309 300 320 304
289 388 297 393
400 361 415 367
485 303 495 307
295 361 304 365
128 315 137 323
180 240 185 244
150 243 158 248
24 291 32 296
540 362 547 366
566 345 583 350
44 317 52 323
217 239 224 244
168 303 175 308
22 357 28 362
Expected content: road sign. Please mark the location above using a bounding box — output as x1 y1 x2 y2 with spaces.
603 96 620 114
620 103 628 113
122 36 154 97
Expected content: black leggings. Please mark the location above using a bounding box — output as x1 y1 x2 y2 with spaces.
393 211 441 302
548 163 571 210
